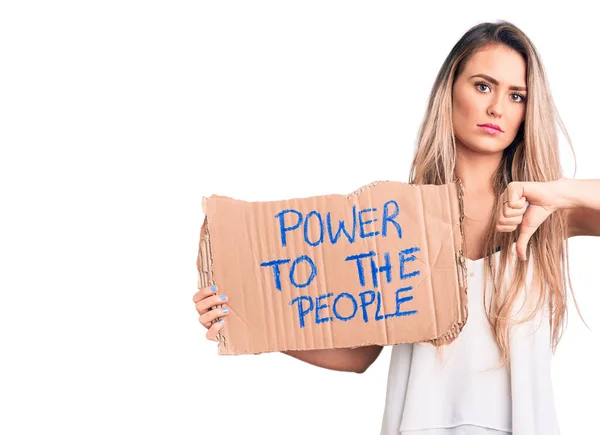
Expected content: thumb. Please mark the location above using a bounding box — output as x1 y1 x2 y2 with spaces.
516 224 536 261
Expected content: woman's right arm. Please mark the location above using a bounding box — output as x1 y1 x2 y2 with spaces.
282 346 383 374
193 285 384 374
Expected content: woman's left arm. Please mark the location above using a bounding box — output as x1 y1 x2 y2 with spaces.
497 178 600 260
555 178 600 238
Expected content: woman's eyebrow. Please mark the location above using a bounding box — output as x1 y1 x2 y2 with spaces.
469 73 527 91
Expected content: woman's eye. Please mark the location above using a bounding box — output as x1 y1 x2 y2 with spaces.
476 82 526 103
511 94 526 103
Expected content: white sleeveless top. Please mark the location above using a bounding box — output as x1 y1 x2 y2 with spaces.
379 243 561 434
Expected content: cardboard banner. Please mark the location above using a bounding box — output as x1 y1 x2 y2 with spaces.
197 180 468 355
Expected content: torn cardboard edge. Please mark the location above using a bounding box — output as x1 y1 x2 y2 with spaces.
197 179 468 355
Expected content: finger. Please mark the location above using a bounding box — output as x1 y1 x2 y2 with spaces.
199 305 229 329
496 224 519 232
517 224 537 261
497 214 523 227
503 197 528 217
507 181 525 207
193 284 218 303
196 293 228 315
205 319 225 341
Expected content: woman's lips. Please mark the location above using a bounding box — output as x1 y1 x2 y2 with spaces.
478 125 502 135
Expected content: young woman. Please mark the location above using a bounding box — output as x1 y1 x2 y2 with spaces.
193 21 600 434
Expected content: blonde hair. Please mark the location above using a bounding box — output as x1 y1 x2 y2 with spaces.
409 20 581 366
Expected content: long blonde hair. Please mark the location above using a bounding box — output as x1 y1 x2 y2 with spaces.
409 20 580 366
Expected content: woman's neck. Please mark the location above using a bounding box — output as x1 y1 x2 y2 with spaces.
454 144 503 195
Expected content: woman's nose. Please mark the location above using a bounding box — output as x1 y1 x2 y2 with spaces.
487 105 503 118
487 96 504 118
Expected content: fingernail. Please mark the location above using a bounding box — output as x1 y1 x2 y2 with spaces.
210 285 217 292
526 202 530 208
218 318 224 323
222 307 229 313
220 295 226 301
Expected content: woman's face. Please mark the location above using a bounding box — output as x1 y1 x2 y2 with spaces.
452 44 527 154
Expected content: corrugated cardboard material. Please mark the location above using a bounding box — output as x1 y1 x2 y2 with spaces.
197 180 468 355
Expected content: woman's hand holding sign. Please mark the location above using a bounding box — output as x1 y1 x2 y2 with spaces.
192 283 384 372
193 285 229 341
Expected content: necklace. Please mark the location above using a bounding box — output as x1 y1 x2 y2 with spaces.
463 214 490 222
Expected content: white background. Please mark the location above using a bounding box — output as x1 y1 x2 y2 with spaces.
1 1 598 434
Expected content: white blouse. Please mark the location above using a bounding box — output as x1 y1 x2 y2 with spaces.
379 243 561 434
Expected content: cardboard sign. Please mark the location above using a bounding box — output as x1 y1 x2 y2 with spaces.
197 180 468 355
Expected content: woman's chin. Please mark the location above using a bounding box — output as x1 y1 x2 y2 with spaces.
457 140 507 155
